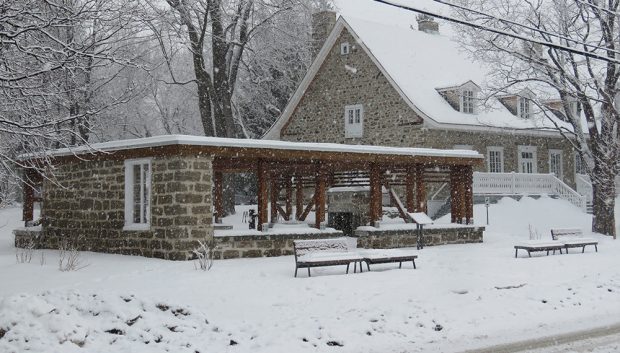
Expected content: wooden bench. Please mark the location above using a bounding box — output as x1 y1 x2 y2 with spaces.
514 241 565 258
293 238 363 277
358 249 417 270
551 228 598 253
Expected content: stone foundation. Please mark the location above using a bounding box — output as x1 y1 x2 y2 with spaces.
210 225 483 260
213 231 343 259
355 225 484 248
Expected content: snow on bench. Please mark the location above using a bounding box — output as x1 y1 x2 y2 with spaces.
293 238 362 277
356 249 417 270
293 238 419 277
514 241 565 258
551 228 598 253
514 229 599 258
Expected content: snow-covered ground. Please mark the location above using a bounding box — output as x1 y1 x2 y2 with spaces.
0 196 619 353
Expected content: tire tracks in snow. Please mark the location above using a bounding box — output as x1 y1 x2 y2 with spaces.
460 322 620 353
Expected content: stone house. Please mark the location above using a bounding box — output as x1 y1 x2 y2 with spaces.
264 12 584 189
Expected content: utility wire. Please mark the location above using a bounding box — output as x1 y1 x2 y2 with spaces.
431 0 620 57
373 0 620 65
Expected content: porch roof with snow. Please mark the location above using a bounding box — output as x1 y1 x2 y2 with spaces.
30 134 483 168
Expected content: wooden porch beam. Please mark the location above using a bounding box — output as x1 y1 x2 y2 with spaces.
295 175 304 221
369 164 383 225
284 175 293 221
213 171 223 224
22 170 36 226
257 161 269 231
270 177 280 224
414 165 427 214
405 166 415 213
299 196 315 222
314 166 328 229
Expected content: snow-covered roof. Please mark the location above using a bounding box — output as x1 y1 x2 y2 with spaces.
37 134 483 160
264 0 578 139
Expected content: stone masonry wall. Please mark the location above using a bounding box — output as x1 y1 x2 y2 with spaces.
213 231 343 260
355 226 484 249
39 155 213 260
281 27 577 187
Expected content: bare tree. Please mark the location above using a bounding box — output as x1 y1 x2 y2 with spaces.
148 0 311 215
0 0 152 192
456 0 619 237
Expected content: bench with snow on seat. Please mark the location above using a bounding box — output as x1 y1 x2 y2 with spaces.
514 241 565 258
357 249 417 271
293 237 363 277
551 228 598 253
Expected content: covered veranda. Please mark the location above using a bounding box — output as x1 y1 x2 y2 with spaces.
208 140 483 232
17 136 484 259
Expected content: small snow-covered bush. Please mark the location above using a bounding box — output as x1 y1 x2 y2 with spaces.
15 240 35 264
528 224 542 240
58 238 87 271
192 239 214 271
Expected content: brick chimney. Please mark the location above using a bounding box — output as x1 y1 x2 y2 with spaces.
416 14 439 34
312 11 337 58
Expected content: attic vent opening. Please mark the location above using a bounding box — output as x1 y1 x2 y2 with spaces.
341 42 350 55
416 14 439 34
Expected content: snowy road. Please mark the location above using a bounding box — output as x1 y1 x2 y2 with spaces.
463 322 620 352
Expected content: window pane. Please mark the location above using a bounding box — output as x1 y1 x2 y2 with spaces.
348 109 353 124
355 109 361 123
133 164 141 223
142 163 149 223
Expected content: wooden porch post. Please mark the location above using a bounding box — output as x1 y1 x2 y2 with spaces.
450 167 460 224
451 166 467 224
405 166 415 213
314 166 328 229
369 164 383 226
295 175 304 221
22 169 35 226
464 166 474 224
213 171 223 224
284 175 293 221
414 165 427 213
257 161 269 231
270 176 279 224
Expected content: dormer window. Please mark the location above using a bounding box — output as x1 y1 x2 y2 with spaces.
436 80 481 114
461 90 476 114
340 42 350 55
518 97 531 119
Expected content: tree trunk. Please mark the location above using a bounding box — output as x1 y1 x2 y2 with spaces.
591 161 617 238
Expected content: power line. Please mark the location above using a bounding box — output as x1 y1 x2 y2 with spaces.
431 0 620 57
373 0 620 65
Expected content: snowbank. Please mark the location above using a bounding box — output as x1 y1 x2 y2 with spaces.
0 197 619 352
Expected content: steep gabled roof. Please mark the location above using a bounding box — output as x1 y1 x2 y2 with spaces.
264 10 574 140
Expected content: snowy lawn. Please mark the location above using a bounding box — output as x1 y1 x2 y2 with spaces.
0 196 619 353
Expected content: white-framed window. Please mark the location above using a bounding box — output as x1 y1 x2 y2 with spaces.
124 158 152 230
461 89 476 114
487 147 504 173
344 104 363 138
574 153 587 175
518 146 537 173
549 149 563 178
340 42 350 55
518 97 531 119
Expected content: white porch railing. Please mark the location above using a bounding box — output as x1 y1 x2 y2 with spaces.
473 172 587 211
575 174 593 203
